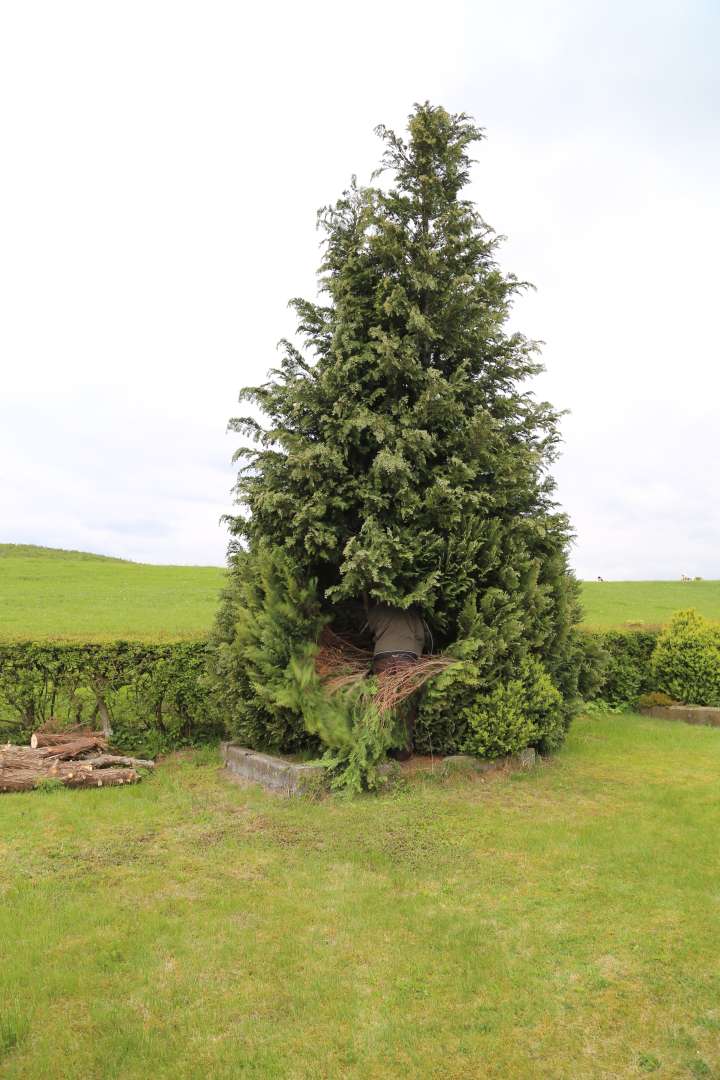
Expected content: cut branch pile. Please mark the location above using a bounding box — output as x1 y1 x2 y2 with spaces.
0 730 154 794
315 627 456 713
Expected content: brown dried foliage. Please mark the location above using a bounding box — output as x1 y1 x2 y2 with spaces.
314 627 455 713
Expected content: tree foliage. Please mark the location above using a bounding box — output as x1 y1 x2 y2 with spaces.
214 103 584 782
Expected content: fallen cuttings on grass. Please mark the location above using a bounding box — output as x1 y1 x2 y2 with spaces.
0 730 155 793
314 627 456 712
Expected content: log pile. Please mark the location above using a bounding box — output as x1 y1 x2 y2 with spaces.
0 730 154 794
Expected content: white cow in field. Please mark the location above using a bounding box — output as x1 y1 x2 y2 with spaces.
681 574 691 582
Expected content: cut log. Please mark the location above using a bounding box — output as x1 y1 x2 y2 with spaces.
30 731 105 749
82 754 155 770
0 746 47 768
41 737 107 761
0 765 138 793
46 764 138 788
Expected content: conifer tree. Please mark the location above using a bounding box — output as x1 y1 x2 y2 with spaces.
212 104 584 777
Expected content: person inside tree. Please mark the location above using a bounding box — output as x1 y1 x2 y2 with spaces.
364 601 426 761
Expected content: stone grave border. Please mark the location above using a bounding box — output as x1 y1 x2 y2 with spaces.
639 704 720 728
221 741 538 797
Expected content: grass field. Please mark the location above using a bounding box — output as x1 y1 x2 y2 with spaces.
1 712 719 1078
2 544 720 641
580 579 720 630
0 545 225 642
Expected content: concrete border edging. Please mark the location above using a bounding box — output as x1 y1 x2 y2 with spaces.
221 742 539 797
220 743 325 796
639 705 720 728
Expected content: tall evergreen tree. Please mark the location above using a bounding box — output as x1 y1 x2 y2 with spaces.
212 104 583 779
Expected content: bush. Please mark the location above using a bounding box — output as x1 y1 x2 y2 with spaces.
414 661 481 755
460 658 566 759
651 609 720 706
577 629 660 705
0 642 222 756
462 679 533 759
415 654 569 759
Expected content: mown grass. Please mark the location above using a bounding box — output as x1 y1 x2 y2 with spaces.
2 713 720 1078
0 544 225 642
580 579 720 630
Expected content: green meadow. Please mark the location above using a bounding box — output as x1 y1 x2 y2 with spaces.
580 579 720 630
2 713 720 1079
0 545 225 642
2 545 720 641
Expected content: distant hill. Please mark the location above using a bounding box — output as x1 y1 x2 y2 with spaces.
0 543 131 562
0 544 226 643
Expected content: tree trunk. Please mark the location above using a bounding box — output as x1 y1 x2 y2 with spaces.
95 696 113 740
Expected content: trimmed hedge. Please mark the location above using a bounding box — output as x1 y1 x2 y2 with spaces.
0 642 223 757
583 611 720 710
581 629 661 705
0 626 672 761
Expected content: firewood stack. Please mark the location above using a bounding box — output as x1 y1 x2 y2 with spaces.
0 729 154 793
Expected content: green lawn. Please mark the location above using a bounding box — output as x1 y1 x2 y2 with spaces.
2 713 720 1078
580 579 720 630
0 545 225 642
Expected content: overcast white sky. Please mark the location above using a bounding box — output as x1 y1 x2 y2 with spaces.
1 0 718 578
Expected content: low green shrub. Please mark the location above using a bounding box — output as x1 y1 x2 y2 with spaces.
414 661 480 755
416 655 570 758
591 630 659 704
651 609 720 706
460 658 566 759
462 678 534 759
636 691 677 709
